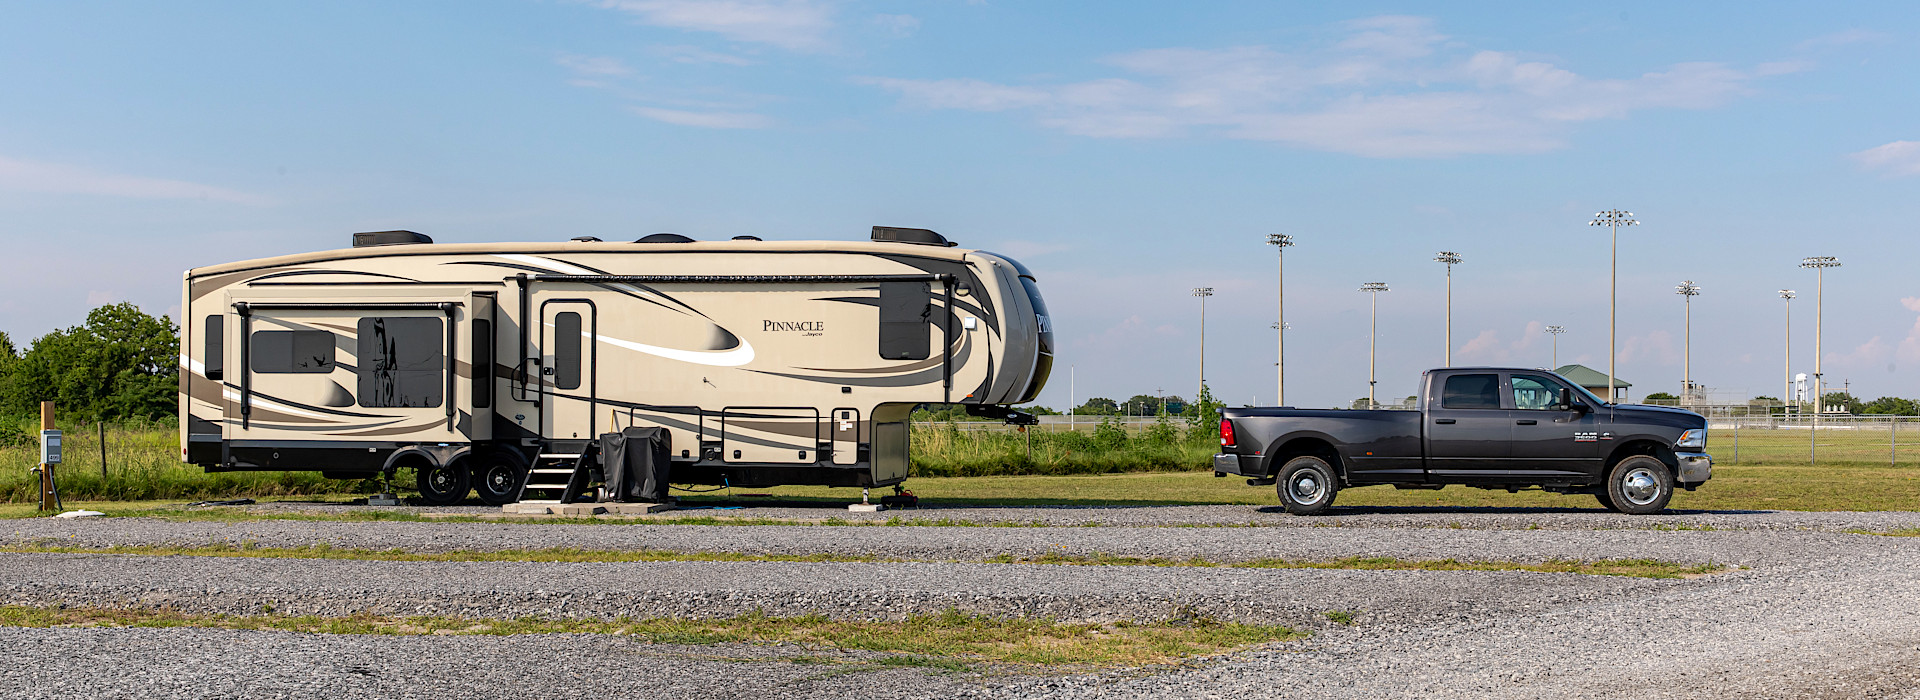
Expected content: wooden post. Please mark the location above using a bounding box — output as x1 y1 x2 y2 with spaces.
39 401 54 511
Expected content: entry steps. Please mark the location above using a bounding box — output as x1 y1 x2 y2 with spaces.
516 445 599 504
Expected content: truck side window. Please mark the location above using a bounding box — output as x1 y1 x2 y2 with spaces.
1510 375 1564 410
250 330 336 374
1441 373 1500 409
357 317 444 408
878 281 932 361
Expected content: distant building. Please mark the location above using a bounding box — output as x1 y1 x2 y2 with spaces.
1553 364 1632 402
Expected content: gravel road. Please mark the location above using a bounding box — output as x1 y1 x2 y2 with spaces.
3 505 1916 699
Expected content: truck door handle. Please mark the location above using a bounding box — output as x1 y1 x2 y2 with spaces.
1434 418 1455 424
1516 419 1537 425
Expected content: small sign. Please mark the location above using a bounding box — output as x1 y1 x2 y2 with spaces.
40 430 62 465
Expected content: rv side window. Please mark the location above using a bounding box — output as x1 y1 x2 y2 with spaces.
204 316 223 380
250 330 336 374
472 319 492 409
553 312 582 390
357 317 444 408
877 281 931 361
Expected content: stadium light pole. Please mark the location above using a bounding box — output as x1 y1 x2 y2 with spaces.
1545 325 1566 368
1676 281 1701 402
1779 290 1795 411
1360 282 1390 408
1193 287 1214 401
1589 210 1638 402
1434 251 1462 366
1801 257 1841 414
1268 234 1295 405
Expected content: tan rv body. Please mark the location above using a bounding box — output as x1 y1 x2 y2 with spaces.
179 232 1052 497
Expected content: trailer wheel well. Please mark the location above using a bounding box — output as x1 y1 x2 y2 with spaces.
1605 440 1676 477
1264 438 1343 479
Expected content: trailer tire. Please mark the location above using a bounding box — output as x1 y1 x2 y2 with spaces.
473 449 528 506
1604 455 1673 515
1276 456 1339 516
415 459 471 506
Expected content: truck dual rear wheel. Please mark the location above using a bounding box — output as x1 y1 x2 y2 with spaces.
1603 455 1674 515
1276 456 1339 516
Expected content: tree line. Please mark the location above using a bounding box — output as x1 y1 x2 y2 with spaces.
0 303 178 424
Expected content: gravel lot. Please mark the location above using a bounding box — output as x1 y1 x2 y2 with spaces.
3 505 1917 699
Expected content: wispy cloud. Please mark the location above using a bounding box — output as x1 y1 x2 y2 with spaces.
1796 28 1889 52
630 106 775 129
593 0 837 51
871 13 919 38
558 54 637 77
652 44 756 66
862 16 1790 158
0 155 269 204
1851 141 1920 177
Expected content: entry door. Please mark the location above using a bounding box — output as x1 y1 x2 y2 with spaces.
1506 372 1601 478
540 301 597 441
1424 372 1512 479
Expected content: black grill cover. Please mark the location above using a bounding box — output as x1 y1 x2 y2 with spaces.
600 427 671 502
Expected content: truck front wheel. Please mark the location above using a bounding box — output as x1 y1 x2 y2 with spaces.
1276 456 1339 515
1604 456 1673 515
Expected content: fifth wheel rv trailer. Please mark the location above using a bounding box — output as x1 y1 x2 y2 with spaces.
179 227 1053 505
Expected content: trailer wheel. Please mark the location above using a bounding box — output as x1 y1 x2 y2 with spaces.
473 450 528 506
415 460 471 506
1276 456 1339 516
1604 455 1673 515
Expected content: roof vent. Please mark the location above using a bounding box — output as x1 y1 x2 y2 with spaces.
636 233 695 243
352 230 432 248
571 236 604 242
731 235 762 241
871 226 954 247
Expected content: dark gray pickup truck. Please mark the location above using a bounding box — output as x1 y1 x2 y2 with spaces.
1214 367 1712 515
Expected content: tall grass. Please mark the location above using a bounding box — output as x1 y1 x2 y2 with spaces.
0 417 368 502
910 417 1215 477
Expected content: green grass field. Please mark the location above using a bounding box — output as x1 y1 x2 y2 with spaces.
4 423 1918 512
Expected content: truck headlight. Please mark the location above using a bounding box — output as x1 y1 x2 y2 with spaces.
1676 429 1706 449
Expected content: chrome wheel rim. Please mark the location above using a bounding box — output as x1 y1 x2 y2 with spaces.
1290 472 1326 505
1621 467 1661 506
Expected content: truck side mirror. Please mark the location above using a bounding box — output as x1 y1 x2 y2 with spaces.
1561 388 1589 413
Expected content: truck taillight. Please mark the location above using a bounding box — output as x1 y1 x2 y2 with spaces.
1220 418 1236 447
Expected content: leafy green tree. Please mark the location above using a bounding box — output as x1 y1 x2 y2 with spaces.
1185 383 1224 443
1821 392 1862 414
1074 397 1119 416
1 303 178 421
1644 392 1678 402
1861 397 1919 416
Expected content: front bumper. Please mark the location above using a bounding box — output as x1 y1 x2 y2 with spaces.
1675 452 1712 483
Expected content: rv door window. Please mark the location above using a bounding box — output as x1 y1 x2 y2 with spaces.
357 317 444 408
204 316 224 380
553 312 582 390
249 330 335 374
878 281 932 361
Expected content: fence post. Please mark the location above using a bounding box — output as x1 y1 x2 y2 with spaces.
1893 416 1898 468
1732 419 1738 464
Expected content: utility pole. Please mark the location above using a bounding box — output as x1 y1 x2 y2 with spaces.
1545 325 1566 368
1268 234 1295 405
1193 287 1213 401
1801 257 1841 415
1589 210 1637 402
1779 290 1795 413
1434 251 1462 366
1676 280 1701 403
1360 282 1390 408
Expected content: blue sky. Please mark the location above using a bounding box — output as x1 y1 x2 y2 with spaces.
3 1 1919 410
